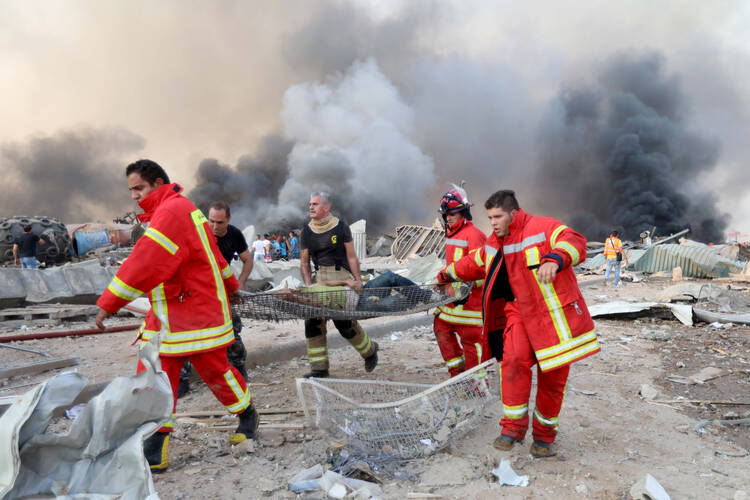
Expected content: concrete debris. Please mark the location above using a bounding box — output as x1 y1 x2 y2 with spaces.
629 473 671 500
491 459 529 487
398 254 446 285
638 384 659 400
0 259 117 308
370 234 395 257
588 301 694 326
0 343 172 499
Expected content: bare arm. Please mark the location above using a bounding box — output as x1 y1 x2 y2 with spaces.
300 248 313 286
344 241 362 290
236 249 254 290
13 243 18 264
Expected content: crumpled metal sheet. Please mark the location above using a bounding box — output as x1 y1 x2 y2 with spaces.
0 343 172 499
588 301 693 326
633 244 744 278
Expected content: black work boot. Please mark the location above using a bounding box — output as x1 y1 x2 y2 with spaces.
176 378 190 398
304 369 329 378
230 404 260 445
364 342 379 372
143 431 170 472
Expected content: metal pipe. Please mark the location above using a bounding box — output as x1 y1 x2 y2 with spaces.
0 343 50 357
0 324 141 343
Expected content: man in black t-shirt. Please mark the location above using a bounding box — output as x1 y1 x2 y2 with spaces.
299 192 378 378
178 201 253 397
13 225 46 269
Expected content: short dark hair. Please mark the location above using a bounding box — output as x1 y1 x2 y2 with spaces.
209 200 230 217
485 190 519 212
611 230 619 237
23 225 32 232
125 159 170 185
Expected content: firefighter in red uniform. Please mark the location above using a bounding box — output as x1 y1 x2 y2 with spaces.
438 190 599 457
95 159 258 472
433 186 488 377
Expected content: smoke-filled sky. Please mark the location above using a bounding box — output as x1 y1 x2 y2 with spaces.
2 1 749 241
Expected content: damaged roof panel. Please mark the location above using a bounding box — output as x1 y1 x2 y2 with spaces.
632 244 744 278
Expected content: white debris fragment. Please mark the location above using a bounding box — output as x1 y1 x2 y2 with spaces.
491 459 529 487
630 473 670 500
638 384 659 401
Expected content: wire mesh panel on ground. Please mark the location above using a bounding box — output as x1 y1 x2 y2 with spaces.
235 283 470 321
296 359 498 460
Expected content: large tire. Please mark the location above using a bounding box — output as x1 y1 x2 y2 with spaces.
0 216 72 266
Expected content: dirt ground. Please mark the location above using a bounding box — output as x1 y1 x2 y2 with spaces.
1 275 749 499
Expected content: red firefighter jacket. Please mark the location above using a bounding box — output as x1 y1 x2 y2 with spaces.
442 209 599 371
436 219 486 326
97 183 239 356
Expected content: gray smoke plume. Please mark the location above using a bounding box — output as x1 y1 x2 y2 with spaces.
190 59 436 233
0 127 145 222
536 53 727 242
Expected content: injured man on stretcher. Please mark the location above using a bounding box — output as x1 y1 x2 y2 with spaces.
274 271 439 312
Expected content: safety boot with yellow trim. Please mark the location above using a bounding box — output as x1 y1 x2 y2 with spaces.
143 431 170 472
229 404 259 445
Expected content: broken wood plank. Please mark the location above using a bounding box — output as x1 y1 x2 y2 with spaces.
0 357 79 379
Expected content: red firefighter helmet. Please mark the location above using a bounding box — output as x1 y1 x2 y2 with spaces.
439 185 473 220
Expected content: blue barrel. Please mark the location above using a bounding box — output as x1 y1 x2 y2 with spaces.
74 229 111 256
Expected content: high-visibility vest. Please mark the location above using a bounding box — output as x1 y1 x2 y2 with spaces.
604 237 622 260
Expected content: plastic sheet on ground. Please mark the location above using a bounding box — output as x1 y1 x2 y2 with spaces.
588 301 693 326
492 459 529 487
0 343 172 500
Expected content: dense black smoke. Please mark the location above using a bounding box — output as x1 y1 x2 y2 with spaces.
537 53 727 242
0 127 145 222
188 135 293 228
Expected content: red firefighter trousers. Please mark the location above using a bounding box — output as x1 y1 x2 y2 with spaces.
433 316 486 377
137 345 251 433
499 317 570 444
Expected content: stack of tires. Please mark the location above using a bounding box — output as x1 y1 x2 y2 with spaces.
0 216 72 266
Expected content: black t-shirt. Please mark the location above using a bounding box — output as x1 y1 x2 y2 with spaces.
301 221 352 268
215 225 248 264
15 233 40 258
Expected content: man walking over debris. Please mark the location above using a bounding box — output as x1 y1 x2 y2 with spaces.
438 190 599 457
434 186 488 377
299 192 378 378
13 225 46 269
177 200 253 397
94 159 258 472
604 229 628 287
